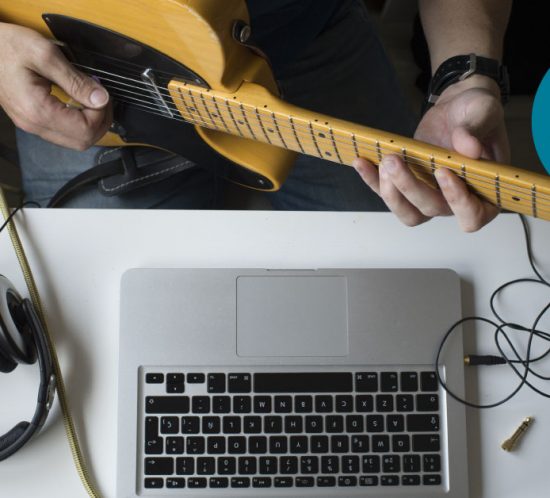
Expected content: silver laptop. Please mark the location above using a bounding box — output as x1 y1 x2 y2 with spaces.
116 268 468 497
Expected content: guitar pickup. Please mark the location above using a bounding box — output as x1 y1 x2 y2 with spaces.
141 68 174 118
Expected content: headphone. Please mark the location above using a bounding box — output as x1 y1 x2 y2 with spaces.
0 274 55 461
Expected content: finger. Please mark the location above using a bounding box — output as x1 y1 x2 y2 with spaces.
435 168 499 232
15 104 112 151
28 79 112 149
380 155 453 218
378 159 431 226
353 157 381 195
451 127 484 158
28 40 109 109
448 91 508 162
36 103 112 151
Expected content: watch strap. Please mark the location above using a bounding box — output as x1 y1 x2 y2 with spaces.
425 54 509 112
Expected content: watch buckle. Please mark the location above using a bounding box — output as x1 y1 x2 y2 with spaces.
459 53 477 81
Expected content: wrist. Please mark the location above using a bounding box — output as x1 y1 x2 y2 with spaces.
437 74 501 103
423 54 509 114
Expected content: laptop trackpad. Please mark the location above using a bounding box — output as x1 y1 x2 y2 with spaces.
236 276 349 357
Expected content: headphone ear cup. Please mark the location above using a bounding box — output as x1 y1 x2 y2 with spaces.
0 346 17 373
0 276 36 364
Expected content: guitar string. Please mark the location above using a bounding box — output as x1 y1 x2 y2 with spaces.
105 86 550 211
99 87 550 211
77 62 549 175
67 64 550 205
96 88 550 214
95 74 549 207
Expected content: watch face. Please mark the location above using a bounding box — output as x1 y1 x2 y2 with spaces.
532 68 550 174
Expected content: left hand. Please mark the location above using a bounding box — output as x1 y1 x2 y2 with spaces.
354 75 510 232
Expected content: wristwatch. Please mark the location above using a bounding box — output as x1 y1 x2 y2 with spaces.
423 53 510 113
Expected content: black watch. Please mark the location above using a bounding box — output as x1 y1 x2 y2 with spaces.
423 53 510 113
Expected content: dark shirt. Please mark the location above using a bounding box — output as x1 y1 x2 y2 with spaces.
247 0 351 75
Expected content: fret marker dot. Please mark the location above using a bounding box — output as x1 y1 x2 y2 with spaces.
267 128 274 133
319 133 326 139
238 120 244 125
512 196 520 201
325 152 332 157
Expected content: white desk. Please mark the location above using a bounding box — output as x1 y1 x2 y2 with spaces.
0 210 549 498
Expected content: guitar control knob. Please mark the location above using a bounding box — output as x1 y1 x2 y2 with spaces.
233 21 252 44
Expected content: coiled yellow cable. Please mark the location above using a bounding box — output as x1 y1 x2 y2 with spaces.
0 186 102 498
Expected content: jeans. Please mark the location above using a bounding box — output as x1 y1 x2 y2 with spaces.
17 0 416 210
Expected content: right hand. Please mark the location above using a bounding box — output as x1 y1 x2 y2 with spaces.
0 22 111 151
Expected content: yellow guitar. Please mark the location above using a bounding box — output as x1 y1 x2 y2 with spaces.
1 0 550 219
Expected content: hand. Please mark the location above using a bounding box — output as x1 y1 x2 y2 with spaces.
0 22 111 151
354 75 510 232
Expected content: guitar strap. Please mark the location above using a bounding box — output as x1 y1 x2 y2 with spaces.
47 147 196 208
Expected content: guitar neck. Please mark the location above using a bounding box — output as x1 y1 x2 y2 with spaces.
167 80 550 221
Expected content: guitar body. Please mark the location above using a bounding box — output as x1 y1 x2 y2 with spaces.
0 0 297 190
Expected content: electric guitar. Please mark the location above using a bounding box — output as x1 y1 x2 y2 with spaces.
2 0 550 219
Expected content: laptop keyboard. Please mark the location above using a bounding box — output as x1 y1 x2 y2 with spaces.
140 367 444 494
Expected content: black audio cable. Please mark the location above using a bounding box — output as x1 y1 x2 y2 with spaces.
436 214 550 409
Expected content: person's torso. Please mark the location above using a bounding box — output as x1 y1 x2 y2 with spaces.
246 0 353 76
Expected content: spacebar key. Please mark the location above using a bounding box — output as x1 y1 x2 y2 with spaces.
254 373 353 393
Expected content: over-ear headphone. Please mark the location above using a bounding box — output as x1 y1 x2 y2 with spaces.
0 274 55 461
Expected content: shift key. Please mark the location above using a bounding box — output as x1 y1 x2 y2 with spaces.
146 396 190 414
407 414 439 432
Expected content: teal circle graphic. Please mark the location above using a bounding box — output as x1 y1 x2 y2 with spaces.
532 69 550 174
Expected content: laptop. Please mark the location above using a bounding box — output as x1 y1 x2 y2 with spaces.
116 268 468 497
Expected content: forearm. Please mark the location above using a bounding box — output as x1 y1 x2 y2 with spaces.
419 0 512 72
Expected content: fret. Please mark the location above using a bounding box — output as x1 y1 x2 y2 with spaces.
430 156 436 176
461 163 466 179
254 108 272 144
376 141 383 163
187 88 207 126
309 122 323 158
352 133 360 159
271 112 288 149
240 103 257 140
329 127 343 163
290 116 305 154
356 135 381 164
402 148 408 166
532 185 538 218
176 87 198 125
210 95 231 133
198 91 218 129
495 174 502 207
309 122 335 160
224 98 244 137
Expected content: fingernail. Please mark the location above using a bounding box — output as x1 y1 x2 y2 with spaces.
381 156 397 174
90 88 109 107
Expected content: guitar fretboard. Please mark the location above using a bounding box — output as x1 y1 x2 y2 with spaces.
167 80 550 221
